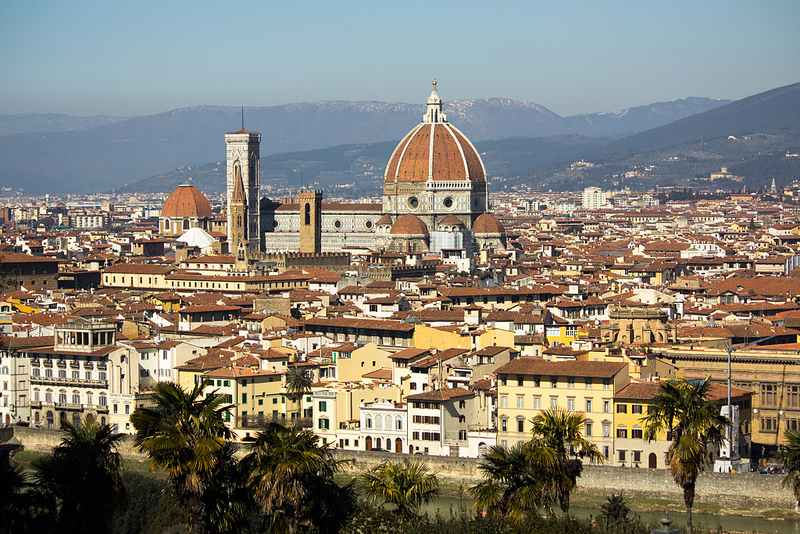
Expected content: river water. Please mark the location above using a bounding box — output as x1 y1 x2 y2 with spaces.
420 496 800 534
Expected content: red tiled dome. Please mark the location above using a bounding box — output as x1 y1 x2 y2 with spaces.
161 184 212 219
384 124 486 184
390 214 429 235
384 83 485 185
473 213 505 235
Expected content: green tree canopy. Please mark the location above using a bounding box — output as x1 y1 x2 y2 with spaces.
642 379 728 534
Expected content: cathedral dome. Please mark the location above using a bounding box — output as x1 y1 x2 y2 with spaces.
384 82 486 185
161 184 212 219
390 214 429 236
473 213 505 235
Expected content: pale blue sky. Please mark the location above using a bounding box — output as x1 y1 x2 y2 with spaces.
1 0 798 117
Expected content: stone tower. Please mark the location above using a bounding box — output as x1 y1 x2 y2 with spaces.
229 165 248 255
225 126 261 252
299 190 322 254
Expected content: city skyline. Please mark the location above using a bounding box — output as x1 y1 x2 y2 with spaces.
1 0 799 117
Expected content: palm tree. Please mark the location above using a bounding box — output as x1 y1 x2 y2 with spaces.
240 420 353 534
285 365 313 420
360 461 439 519
642 379 728 534
471 442 549 522
131 380 242 534
33 414 127 534
529 408 604 516
776 428 800 512
0 444 40 534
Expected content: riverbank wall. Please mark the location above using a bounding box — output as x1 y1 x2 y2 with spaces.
2 426 792 509
332 449 794 509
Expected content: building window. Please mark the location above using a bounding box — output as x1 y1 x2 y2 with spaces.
632 428 643 439
585 423 592 436
617 427 628 439
567 377 575 389
603 422 610 438
603 446 610 458
603 400 610 413
500 395 508 409
603 379 611 390
567 398 575 411
618 450 626 462
551 377 558 388
550 397 558 409
761 384 778 407
517 375 524 386
616 404 627 414
632 404 643 414
761 418 778 432
72 393 80 404
517 395 524 409
585 399 592 412
534 396 541 410
633 451 641 464
500 418 507 432
788 385 800 409
585 378 592 390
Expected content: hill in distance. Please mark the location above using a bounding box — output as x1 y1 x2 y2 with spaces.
0 95 729 195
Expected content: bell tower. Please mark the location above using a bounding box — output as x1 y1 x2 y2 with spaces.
225 119 261 252
299 189 322 254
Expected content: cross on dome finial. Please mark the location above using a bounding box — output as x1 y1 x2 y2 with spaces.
424 80 446 124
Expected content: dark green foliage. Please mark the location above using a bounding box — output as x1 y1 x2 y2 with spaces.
337 504 653 534
33 414 127 534
112 471 172 534
599 494 633 533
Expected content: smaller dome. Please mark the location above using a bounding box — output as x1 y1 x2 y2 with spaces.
473 213 505 235
162 184 212 219
376 214 393 225
176 227 217 249
390 214 429 236
439 214 464 226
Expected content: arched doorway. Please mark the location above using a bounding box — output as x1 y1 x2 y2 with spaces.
409 445 414 454
4 414 9 425
395 438 402 453
365 436 372 451
376 438 382 451
46 411 54 429
648 452 657 469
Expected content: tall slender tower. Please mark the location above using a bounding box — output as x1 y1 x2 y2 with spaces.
299 189 322 254
229 164 248 253
225 124 261 252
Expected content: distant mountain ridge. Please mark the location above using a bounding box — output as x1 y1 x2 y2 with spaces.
0 95 729 194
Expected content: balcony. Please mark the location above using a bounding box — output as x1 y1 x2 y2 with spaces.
31 376 108 388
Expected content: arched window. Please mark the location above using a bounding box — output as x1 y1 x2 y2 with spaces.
365 415 372 429
72 412 81 427
163 219 169 230
183 219 190 230
376 438 382 450
396 416 402 431
304 203 311 225
46 411 54 429
375 415 383 430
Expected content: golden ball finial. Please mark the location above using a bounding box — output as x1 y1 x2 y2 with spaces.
433 78 437 87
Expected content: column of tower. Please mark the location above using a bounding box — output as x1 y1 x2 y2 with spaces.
225 128 261 252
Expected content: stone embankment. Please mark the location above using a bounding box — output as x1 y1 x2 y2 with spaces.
2 427 791 509
333 450 794 509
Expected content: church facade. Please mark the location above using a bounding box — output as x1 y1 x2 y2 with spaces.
226 83 507 255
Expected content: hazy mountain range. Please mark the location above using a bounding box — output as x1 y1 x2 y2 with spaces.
117 82 800 197
0 95 731 195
